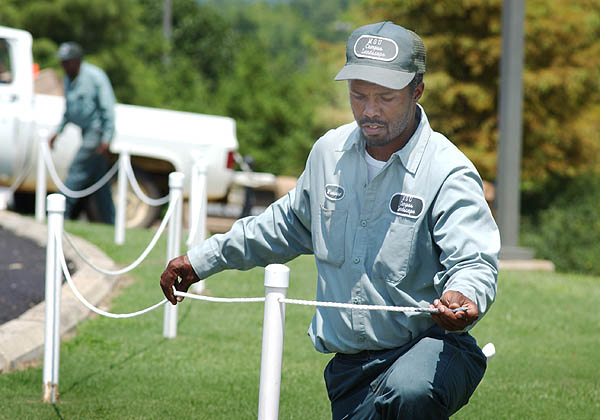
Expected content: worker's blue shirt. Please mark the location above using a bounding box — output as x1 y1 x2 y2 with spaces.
188 105 500 354
57 62 116 144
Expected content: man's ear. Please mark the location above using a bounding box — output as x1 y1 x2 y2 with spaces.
413 82 424 102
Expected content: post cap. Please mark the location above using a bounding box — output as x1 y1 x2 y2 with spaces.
264 264 290 288
168 172 185 188
46 194 66 213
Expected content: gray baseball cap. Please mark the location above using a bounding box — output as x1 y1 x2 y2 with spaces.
335 21 426 90
57 42 83 61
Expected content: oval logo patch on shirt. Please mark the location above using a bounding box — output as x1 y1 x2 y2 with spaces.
389 193 424 219
325 184 345 201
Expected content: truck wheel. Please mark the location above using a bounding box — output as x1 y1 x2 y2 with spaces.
86 169 164 228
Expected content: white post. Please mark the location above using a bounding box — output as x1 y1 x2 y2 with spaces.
42 194 65 403
163 172 184 338
114 152 129 245
257 264 290 420
35 137 48 222
188 159 208 293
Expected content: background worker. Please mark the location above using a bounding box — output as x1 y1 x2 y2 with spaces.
160 21 500 419
49 41 116 224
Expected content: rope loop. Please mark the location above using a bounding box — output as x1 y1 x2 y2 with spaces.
63 194 180 276
41 141 118 198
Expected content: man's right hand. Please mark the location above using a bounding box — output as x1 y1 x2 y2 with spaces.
160 254 201 305
48 133 58 149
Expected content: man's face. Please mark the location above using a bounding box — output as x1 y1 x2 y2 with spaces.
60 58 81 80
349 79 422 150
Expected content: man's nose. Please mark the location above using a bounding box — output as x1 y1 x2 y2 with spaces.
363 98 381 118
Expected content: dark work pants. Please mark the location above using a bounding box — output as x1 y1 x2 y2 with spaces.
323 325 487 420
63 129 115 224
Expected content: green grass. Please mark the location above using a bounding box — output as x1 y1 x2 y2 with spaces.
1 221 599 419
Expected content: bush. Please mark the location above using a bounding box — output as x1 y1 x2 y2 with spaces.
522 173 600 275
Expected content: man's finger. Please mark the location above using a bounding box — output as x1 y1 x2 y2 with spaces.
160 270 177 305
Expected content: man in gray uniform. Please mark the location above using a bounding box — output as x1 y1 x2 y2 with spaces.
160 22 500 419
49 42 116 224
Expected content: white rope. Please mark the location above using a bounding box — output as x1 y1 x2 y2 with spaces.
171 292 462 314
174 290 265 303
41 141 119 198
279 298 459 314
124 155 169 206
8 151 35 194
62 194 180 276
56 230 168 318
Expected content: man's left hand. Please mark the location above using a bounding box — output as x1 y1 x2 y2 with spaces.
96 142 110 156
430 291 478 331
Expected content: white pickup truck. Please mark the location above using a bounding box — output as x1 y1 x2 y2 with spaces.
0 25 240 227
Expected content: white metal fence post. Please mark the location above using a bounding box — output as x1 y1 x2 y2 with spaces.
257 264 290 420
42 194 65 403
188 158 208 294
35 137 48 222
114 151 129 245
163 172 184 338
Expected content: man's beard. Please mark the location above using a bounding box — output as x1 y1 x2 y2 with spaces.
358 116 411 148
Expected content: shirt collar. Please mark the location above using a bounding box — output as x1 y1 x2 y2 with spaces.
339 104 432 175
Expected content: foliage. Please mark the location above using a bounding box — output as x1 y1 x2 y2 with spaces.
355 0 600 188
1 0 354 176
522 173 600 275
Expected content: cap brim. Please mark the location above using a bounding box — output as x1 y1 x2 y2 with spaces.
334 64 415 90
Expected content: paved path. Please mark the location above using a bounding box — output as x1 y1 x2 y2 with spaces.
0 211 118 372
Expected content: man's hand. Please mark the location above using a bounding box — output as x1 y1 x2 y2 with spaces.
430 290 478 331
48 133 58 149
96 142 110 156
160 254 201 305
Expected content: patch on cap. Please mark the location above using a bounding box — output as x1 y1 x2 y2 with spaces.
354 35 398 62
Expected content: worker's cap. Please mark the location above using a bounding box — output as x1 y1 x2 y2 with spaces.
335 21 426 90
57 42 83 61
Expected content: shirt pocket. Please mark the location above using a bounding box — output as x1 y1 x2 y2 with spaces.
372 218 416 285
313 206 347 267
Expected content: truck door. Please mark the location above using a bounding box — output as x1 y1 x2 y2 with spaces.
0 27 34 188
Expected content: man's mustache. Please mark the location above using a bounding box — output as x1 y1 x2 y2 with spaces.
359 118 387 126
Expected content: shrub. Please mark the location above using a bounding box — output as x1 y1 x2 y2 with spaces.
522 173 600 275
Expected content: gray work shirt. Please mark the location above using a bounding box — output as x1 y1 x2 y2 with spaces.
57 62 116 144
189 105 500 354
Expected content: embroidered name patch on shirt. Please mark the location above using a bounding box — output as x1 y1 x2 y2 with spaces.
389 193 424 218
325 184 345 201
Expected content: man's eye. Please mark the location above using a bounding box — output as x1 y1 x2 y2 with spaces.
381 96 394 102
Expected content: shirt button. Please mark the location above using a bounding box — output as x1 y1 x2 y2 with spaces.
360 220 367 227
353 297 359 304
353 257 360 264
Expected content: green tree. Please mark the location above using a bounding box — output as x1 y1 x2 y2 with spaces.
354 0 600 188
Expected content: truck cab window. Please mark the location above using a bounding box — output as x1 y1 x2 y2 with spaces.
0 39 12 84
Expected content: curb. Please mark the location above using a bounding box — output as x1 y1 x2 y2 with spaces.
0 210 119 373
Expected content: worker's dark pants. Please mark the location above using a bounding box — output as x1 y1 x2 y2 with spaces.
64 129 114 224
324 325 486 420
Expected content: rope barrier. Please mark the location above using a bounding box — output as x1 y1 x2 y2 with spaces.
123 155 169 206
173 290 265 303
56 229 168 319
41 141 119 198
173 293 465 314
279 298 453 313
62 194 180 276
8 151 35 194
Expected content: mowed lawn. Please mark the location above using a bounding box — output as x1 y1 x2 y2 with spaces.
1 220 598 419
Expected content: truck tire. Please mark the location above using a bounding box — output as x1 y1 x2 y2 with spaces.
86 168 164 228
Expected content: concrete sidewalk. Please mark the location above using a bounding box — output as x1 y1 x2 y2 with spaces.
0 210 119 373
